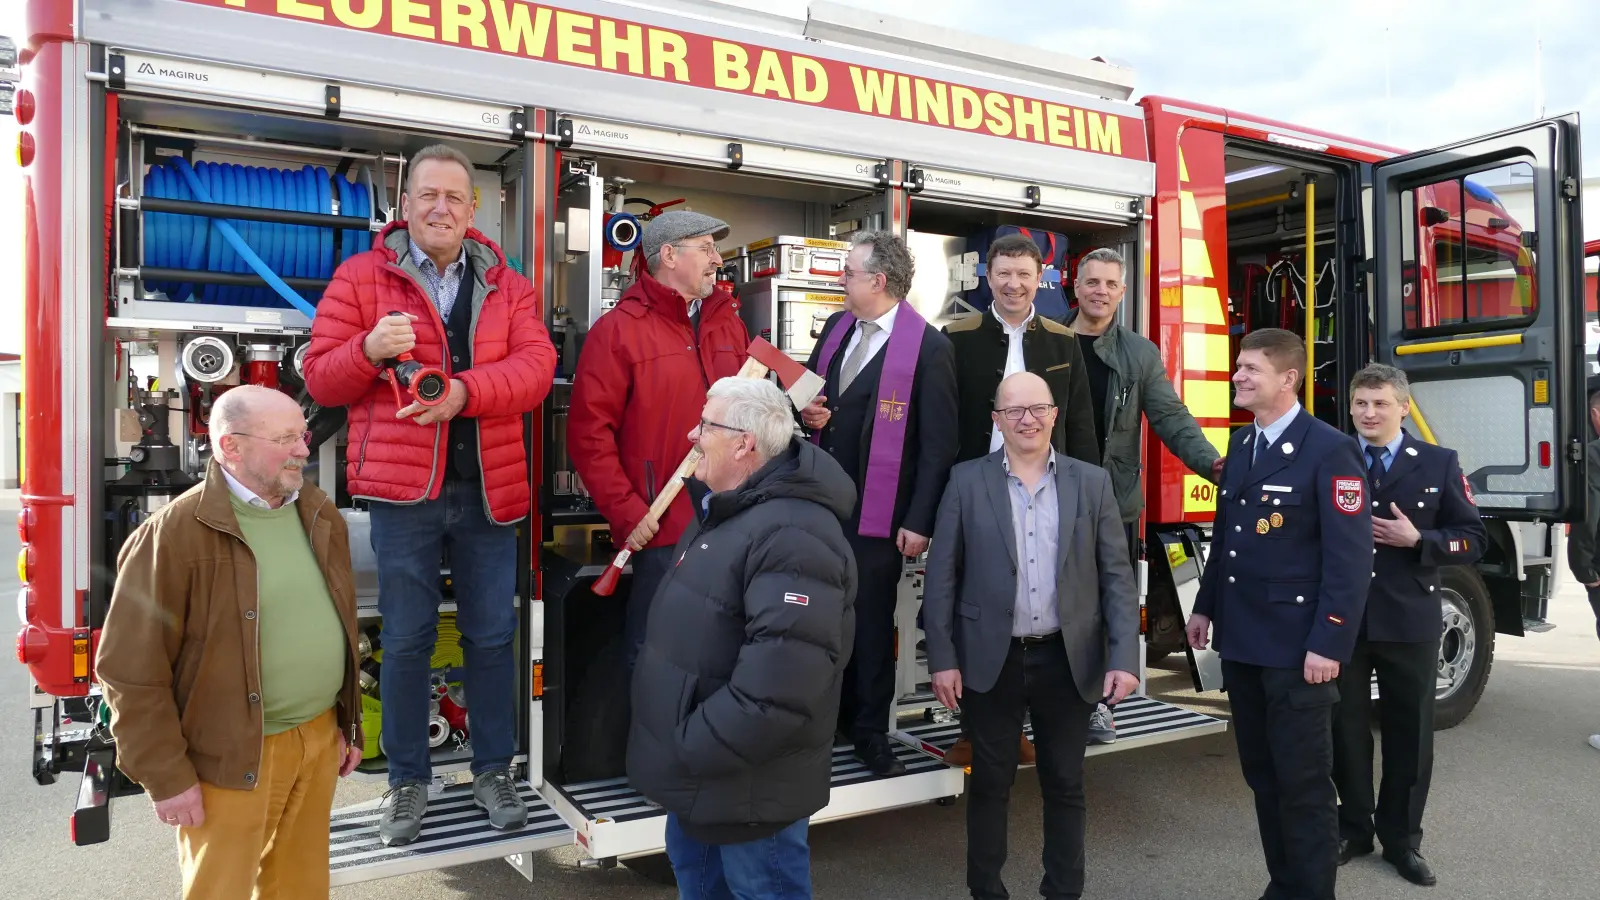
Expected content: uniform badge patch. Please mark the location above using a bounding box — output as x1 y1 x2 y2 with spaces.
1256 518 1270 534
1327 615 1345 626
1334 478 1365 514
1269 512 1284 528
1461 474 1476 506
783 592 810 606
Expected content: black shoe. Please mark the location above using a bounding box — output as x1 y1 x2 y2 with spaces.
854 735 906 776
1338 839 1375 865
1383 848 1437 886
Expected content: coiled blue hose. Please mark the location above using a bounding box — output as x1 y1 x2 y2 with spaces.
142 158 373 315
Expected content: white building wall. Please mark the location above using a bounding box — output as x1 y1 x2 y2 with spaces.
0 361 19 489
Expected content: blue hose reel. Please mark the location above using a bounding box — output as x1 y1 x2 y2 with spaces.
141 158 375 316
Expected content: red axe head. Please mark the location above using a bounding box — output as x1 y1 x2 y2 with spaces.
744 337 826 409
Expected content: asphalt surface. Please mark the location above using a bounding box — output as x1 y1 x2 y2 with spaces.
3 488 1597 899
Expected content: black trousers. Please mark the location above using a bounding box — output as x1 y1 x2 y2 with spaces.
1332 636 1438 851
1223 659 1340 900
839 533 904 744
964 638 1094 900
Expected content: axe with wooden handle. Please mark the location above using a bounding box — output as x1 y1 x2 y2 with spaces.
589 337 827 596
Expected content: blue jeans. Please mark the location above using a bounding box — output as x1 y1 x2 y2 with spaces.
369 479 518 786
624 545 676 671
664 814 811 900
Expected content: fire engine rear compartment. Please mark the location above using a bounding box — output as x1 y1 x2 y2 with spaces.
1221 148 1347 431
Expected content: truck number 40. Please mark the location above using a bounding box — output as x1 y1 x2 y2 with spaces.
1189 483 1214 503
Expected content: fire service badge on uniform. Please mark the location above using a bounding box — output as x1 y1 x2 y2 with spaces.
1334 478 1365 514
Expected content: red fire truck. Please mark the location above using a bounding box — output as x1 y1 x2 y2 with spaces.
10 0 1585 887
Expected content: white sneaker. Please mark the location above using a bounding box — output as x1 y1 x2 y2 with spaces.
1088 703 1117 745
1587 734 1600 752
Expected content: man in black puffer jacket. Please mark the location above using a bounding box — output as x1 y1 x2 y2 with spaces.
628 376 857 899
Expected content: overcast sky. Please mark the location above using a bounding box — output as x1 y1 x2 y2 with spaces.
2 0 1596 353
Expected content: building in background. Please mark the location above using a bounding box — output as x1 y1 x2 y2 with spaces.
1 351 18 488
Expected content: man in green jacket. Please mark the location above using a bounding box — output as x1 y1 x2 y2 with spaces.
1062 247 1222 742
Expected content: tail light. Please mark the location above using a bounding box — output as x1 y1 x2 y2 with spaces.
16 624 47 665
1538 441 1552 468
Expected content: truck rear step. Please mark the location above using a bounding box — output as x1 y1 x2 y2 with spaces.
548 736 965 861
328 780 572 886
898 695 1226 762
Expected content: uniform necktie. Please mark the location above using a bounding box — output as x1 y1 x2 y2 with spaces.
1365 445 1386 490
1252 429 1266 468
838 321 880 394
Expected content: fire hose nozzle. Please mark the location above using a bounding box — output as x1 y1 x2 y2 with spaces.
380 310 450 408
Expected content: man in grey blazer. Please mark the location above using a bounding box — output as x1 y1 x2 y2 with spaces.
924 371 1141 900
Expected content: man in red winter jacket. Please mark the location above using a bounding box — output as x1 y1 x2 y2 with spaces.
567 210 749 669
302 144 555 848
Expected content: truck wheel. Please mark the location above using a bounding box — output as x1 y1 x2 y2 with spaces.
562 635 677 887
1433 567 1494 730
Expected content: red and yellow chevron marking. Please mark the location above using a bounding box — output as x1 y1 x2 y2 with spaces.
1173 138 1232 516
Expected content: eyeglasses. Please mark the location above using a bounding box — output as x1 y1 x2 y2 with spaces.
840 266 879 283
697 417 745 435
673 241 721 257
994 404 1056 421
228 431 313 448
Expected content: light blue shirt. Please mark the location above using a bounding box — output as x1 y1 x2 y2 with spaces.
1004 450 1059 638
1253 402 1302 457
1358 433 1406 473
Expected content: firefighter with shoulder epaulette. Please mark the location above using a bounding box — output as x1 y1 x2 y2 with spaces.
1187 327 1373 900
1332 363 1485 888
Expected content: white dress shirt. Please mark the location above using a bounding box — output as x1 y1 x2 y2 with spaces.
989 304 1037 453
221 466 298 509
838 302 899 372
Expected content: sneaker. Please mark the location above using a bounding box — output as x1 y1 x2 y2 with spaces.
378 782 428 846
473 768 528 831
1088 703 1117 745
1588 734 1600 752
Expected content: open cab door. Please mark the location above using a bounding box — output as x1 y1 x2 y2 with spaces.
1371 116 1586 520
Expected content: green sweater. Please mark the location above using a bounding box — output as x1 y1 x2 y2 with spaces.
230 495 347 736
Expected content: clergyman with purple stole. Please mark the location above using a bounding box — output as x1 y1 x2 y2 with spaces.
799 231 960 776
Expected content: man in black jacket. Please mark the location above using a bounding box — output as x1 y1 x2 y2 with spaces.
945 233 1099 466
1561 383 1600 756
628 377 857 898
799 230 959 776
1334 364 1484 887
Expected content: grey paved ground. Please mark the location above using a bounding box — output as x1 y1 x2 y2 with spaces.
3 491 1596 899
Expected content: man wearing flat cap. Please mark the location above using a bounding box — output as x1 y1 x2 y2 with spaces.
570 210 751 671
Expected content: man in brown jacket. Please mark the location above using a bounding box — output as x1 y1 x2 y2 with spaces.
97 385 363 899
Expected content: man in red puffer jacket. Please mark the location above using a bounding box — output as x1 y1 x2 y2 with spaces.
568 210 749 670
303 144 555 847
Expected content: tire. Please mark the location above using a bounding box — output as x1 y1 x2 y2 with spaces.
562 635 677 888
1433 566 1494 730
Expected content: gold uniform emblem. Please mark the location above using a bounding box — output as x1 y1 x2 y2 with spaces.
1256 518 1270 534
1269 512 1284 528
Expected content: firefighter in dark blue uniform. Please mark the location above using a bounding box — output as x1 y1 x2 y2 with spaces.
1333 364 1484 887
1188 328 1372 900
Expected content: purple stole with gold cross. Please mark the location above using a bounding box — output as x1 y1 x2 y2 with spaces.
810 300 925 538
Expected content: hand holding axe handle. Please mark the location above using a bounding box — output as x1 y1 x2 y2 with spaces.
589 338 824 596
